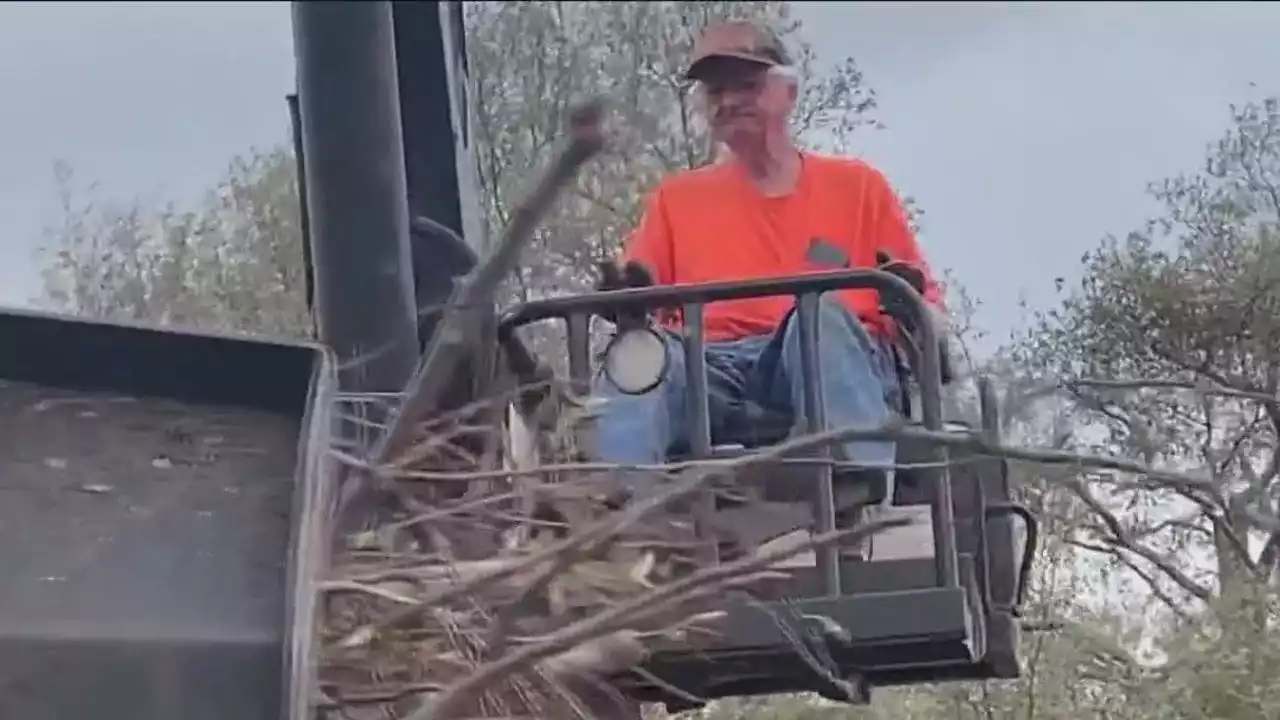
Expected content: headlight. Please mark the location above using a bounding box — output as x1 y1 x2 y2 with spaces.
602 327 669 395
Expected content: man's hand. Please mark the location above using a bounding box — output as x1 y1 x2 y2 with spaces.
875 252 954 383
597 260 655 292
875 251 925 295
595 260 655 326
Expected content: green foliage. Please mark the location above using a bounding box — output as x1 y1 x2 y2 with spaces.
1007 95 1280 720
39 148 311 338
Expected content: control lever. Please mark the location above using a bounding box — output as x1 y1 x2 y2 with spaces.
873 249 955 385
498 329 556 415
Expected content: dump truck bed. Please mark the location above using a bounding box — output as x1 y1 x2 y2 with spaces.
0 308 335 720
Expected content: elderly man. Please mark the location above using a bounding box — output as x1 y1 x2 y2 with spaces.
592 20 944 479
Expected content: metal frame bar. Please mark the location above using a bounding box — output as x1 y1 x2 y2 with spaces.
682 304 713 458
681 304 719 565
284 93 315 338
565 313 591 387
795 292 840 594
499 269 958 591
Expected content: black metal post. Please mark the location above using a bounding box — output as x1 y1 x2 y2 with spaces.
566 313 591 386
683 305 713 460
683 304 719 566
292 1 419 397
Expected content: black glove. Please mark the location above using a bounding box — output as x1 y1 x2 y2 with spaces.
874 252 954 383
875 251 926 295
595 260 655 326
597 260 655 292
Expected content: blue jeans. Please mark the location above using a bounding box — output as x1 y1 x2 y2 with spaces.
592 295 901 474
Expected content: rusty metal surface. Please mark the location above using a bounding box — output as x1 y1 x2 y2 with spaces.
0 380 299 641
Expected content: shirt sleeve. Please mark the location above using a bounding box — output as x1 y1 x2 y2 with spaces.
621 184 675 285
863 166 945 310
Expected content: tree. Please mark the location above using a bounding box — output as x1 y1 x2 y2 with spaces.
1012 95 1280 718
39 148 311 338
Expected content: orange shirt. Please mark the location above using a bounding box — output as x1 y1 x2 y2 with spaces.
623 152 943 342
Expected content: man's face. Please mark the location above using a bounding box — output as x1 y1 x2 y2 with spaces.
694 57 795 150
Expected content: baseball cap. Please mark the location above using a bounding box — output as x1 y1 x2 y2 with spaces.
684 20 793 81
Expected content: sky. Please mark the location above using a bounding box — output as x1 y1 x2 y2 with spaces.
1 1 1277 351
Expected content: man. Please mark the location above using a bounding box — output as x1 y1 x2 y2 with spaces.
593 20 945 478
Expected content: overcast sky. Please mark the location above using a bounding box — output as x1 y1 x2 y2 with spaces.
1 1 1276 351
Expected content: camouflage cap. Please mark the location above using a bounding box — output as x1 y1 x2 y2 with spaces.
685 20 793 81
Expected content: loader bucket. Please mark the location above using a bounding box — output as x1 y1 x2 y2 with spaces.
0 308 336 720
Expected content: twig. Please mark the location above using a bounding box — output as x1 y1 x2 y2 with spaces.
317 680 446 709
361 455 961 482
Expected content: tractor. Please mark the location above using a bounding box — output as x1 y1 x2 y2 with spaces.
0 2 1036 718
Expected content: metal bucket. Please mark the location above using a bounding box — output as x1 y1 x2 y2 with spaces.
0 309 336 720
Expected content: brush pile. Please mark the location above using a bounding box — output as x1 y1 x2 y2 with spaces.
314 383 768 719
305 98 709 719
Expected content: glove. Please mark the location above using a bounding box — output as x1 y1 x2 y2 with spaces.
875 252 954 384
875 251 926 295
595 260 655 326
597 260 655 292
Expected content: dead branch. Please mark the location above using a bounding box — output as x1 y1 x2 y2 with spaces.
1071 377 1280 404
347 416 920 645
319 400 1268 717
383 418 1223 495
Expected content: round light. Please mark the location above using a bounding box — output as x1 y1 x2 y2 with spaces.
602 327 669 395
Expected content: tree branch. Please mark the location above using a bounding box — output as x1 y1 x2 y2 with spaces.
1066 478 1213 602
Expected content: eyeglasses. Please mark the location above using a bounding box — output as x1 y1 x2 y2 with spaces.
689 64 798 97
